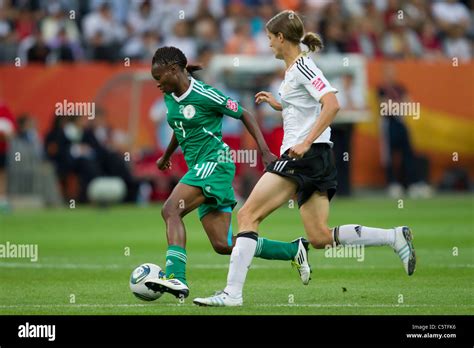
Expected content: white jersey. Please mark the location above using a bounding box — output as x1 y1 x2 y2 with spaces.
278 54 338 155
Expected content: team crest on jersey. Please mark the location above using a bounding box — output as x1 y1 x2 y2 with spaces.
183 105 196 119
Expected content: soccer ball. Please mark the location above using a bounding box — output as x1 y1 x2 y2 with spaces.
130 263 165 301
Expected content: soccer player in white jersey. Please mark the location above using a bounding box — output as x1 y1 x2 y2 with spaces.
194 10 416 307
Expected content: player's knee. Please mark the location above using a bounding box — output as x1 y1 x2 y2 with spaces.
211 240 232 255
161 201 181 221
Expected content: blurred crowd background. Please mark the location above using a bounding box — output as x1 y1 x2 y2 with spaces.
0 0 472 64
0 0 472 209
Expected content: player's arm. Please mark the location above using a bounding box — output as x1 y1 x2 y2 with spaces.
240 108 278 166
255 91 282 111
289 92 340 159
204 84 278 166
156 132 178 170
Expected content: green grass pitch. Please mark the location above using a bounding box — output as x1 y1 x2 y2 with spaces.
0 195 472 315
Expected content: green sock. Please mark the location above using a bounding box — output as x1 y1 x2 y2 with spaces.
254 237 298 260
165 245 187 285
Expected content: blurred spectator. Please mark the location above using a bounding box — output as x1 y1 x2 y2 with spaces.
156 0 199 39
16 114 42 158
27 31 52 63
345 17 381 57
44 116 65 174
126 0 160 36
432 0 471 34
418 20 444 59
221 0 248 43
45 115 101 202
89 0 129 24
195 0 225 20
382 16 423 58
224 21 257 55
40 2 80 47
321 20 345 53
82 2 127 62
403 0 431 31
121 30 160 61
254 2 277 54
163 20 197 61
82 108 138 202
0 6 13 41
377 64 431 198
196 44 215 70
8 113 62 206
332 73 364 196
195 16 222 53
49 26 81 62
383 0 400 28
15 6 36 40
0 0 471 64
443 23 472 61
335 73 365 110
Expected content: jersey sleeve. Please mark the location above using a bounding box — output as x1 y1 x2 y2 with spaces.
196 82 244 119
295 58 338 102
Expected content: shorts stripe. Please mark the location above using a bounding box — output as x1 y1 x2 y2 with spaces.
204 163 218 179
200 162 212 178
274 160 288 172
202 163 211 178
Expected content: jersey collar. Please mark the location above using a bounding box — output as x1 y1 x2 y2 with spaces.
171 77 195 103
286 52 305 72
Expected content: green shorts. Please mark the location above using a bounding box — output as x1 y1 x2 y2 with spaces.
180 161 237 220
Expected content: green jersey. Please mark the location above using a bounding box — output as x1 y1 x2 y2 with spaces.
164 77 243 167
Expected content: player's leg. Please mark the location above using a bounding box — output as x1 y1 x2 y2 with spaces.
201 207 305 262
299 191 416 275
194 173 300 306
201 209 233 255
236 172 298 232
145 183 206 298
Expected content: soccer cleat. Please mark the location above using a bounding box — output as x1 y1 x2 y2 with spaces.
145 276 189 299
291 237 312 285
193 291 243 307
393 226 416 276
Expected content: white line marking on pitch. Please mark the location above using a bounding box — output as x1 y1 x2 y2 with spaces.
0 303 473 309
0 262 473 270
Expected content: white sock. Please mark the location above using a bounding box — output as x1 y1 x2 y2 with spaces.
333 224 395 247
224 232 257 299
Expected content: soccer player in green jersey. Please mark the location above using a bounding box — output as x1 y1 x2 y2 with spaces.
144 46 311 299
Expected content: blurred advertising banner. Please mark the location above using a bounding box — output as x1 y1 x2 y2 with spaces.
0 57 472 187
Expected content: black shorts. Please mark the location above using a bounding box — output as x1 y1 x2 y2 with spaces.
0 153 5 169
266 143 337 208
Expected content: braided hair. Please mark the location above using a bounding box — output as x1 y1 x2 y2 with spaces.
152 46 202 77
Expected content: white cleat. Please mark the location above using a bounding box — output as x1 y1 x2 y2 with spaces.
145 277 189 298
393 226 416 276
193 291 243 307
291 237 312 285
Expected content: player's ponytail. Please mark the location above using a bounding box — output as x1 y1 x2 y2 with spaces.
185 64 203 78
301 32 323 52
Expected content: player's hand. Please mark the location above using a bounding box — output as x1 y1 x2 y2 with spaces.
156 156 172 171
255 91 281 111
262 150 278 167
289 142 311 159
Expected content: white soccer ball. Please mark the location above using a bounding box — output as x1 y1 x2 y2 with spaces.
130 263 165 301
